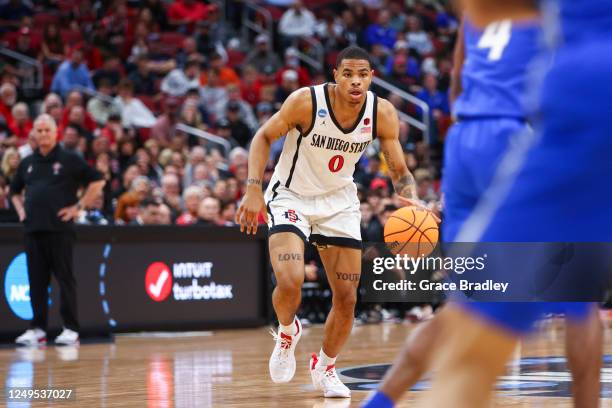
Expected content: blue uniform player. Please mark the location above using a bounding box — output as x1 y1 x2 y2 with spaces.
363 16 541 408
363 10 603 408
415 1 610 407
443 17 540 241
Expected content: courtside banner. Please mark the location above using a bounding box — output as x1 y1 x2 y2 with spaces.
0 226 268 341
360 242 612 303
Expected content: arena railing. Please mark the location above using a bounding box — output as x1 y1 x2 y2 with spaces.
71 88 232 158
175 123 233 158
241 1 274 49
0 46 42 91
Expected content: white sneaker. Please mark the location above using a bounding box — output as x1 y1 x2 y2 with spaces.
15 328 46 346
269 318 302 383
310 353 351 398
54 328 79 346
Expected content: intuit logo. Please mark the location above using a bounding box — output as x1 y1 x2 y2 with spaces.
4 252 32 320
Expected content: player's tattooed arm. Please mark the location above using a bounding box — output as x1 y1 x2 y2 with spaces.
393 174 418 201
246 178 262 187
377 98 418 201
376 98 440 222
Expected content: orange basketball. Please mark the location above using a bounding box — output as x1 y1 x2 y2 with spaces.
384 206 439 258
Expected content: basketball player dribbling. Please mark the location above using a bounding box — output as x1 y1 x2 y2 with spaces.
236 46 438 398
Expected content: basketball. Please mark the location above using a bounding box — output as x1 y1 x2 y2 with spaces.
384 206 439 258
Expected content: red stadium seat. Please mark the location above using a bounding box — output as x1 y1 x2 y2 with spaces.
159 32 186 50
138 126 151 142
33 13 60 27
2 30 43 53
57 0 76 13
325 51 340 68
61 30 84 47
366 8 380 23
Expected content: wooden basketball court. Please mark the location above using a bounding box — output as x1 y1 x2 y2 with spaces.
1 318 611 407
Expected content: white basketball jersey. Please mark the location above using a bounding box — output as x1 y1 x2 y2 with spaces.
272 83 377 197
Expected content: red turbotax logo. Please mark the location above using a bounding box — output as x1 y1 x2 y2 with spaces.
145 262 173 302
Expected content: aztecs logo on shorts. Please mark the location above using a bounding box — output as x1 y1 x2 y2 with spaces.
283 209 300 223
336 356 612 398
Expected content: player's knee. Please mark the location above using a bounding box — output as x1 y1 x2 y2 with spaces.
332 290 357 312
275 275 302 297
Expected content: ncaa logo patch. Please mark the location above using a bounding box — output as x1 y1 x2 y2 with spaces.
337 356 612 398
283 209 300 223
4 252 32 320
3 252 51 320
317 109 327 118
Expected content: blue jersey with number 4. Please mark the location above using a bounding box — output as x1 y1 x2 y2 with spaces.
453 19 541 120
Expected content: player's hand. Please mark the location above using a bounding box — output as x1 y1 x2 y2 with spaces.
235 188 268 235
396 196 441 223
58 205 80 222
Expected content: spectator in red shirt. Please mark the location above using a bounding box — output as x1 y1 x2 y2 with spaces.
61 90 97 133
167 0 210 32
9 103 32 142
62 105 94 141
240 65 262 107
226 38 245 68
176 185 202 225
83 42 104 72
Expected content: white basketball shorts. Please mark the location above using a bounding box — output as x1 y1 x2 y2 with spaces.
264 178 362 249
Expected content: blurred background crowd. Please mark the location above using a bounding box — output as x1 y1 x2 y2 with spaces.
0 0 456 321
0 0 456 225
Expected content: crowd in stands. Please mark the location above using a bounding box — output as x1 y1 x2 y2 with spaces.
0 0 456 233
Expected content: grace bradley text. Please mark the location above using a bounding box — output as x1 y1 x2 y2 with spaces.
372 279 509 293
